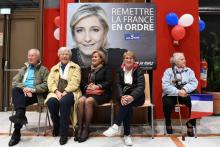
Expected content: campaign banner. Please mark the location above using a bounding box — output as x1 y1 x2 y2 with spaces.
66 3 156 69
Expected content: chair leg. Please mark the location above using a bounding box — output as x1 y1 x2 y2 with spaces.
37 106 42 136
195 121 197 138
9 109 15 136
47 110 51 128
164 119 167 135
151 106 154 139
111 103 114 126
44 108 49 136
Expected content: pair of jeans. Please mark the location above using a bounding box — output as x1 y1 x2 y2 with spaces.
114 95 144 136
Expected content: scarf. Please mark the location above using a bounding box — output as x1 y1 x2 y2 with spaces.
59 62 70 80
89 64 103 83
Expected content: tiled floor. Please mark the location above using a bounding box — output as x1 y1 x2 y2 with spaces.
1 111 220 147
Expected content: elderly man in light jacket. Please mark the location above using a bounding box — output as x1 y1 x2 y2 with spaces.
162 52 198 137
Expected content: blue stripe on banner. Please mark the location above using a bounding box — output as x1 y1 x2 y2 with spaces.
190 94 213 101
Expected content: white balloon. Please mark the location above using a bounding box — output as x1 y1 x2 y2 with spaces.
178 14 194 27
54 28 60 40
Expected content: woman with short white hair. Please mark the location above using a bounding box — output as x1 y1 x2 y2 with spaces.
45 47 81 145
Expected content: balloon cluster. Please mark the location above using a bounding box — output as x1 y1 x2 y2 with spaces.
166 12 194 46
54 16 60 40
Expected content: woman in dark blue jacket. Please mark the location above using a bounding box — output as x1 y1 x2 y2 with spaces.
103 51 145 146
75 50 112 142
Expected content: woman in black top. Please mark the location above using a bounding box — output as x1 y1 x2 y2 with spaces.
103 51 145 146
75 50 112 142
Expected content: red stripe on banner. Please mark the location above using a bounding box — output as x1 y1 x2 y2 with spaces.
190 112 213 119
59 0 75 47
43 8 60 69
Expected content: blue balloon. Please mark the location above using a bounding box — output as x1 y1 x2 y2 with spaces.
199 20 206 32
166 13 178 26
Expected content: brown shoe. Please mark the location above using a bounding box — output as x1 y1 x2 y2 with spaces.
186 122 194 137
166 126 173 134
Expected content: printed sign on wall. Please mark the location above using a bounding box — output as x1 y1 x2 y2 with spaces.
66 3 156 69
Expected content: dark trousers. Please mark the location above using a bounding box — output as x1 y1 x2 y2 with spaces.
12 87 38 130
47 93 74 136
114 96 144 136
162 95 196 126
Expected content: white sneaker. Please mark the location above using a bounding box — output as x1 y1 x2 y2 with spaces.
124 135 133 146
103 124 119 137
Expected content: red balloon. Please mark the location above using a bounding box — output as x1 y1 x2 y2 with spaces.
54 16 60 27
171 25 186 41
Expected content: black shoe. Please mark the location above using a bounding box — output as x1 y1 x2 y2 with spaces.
74 127 82 141
78 126 89 143
8 130 21 146
74 136 79 141
59 136 68 145
78 136 88 143
166 126 173 134
9 115 28 125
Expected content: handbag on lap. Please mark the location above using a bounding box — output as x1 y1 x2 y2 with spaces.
57 77 68 93
86 88 104 96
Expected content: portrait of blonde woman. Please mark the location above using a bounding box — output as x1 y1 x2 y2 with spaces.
69 4 126 69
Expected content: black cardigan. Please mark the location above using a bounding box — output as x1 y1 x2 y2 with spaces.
116 66 145 102
80 65 112 96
